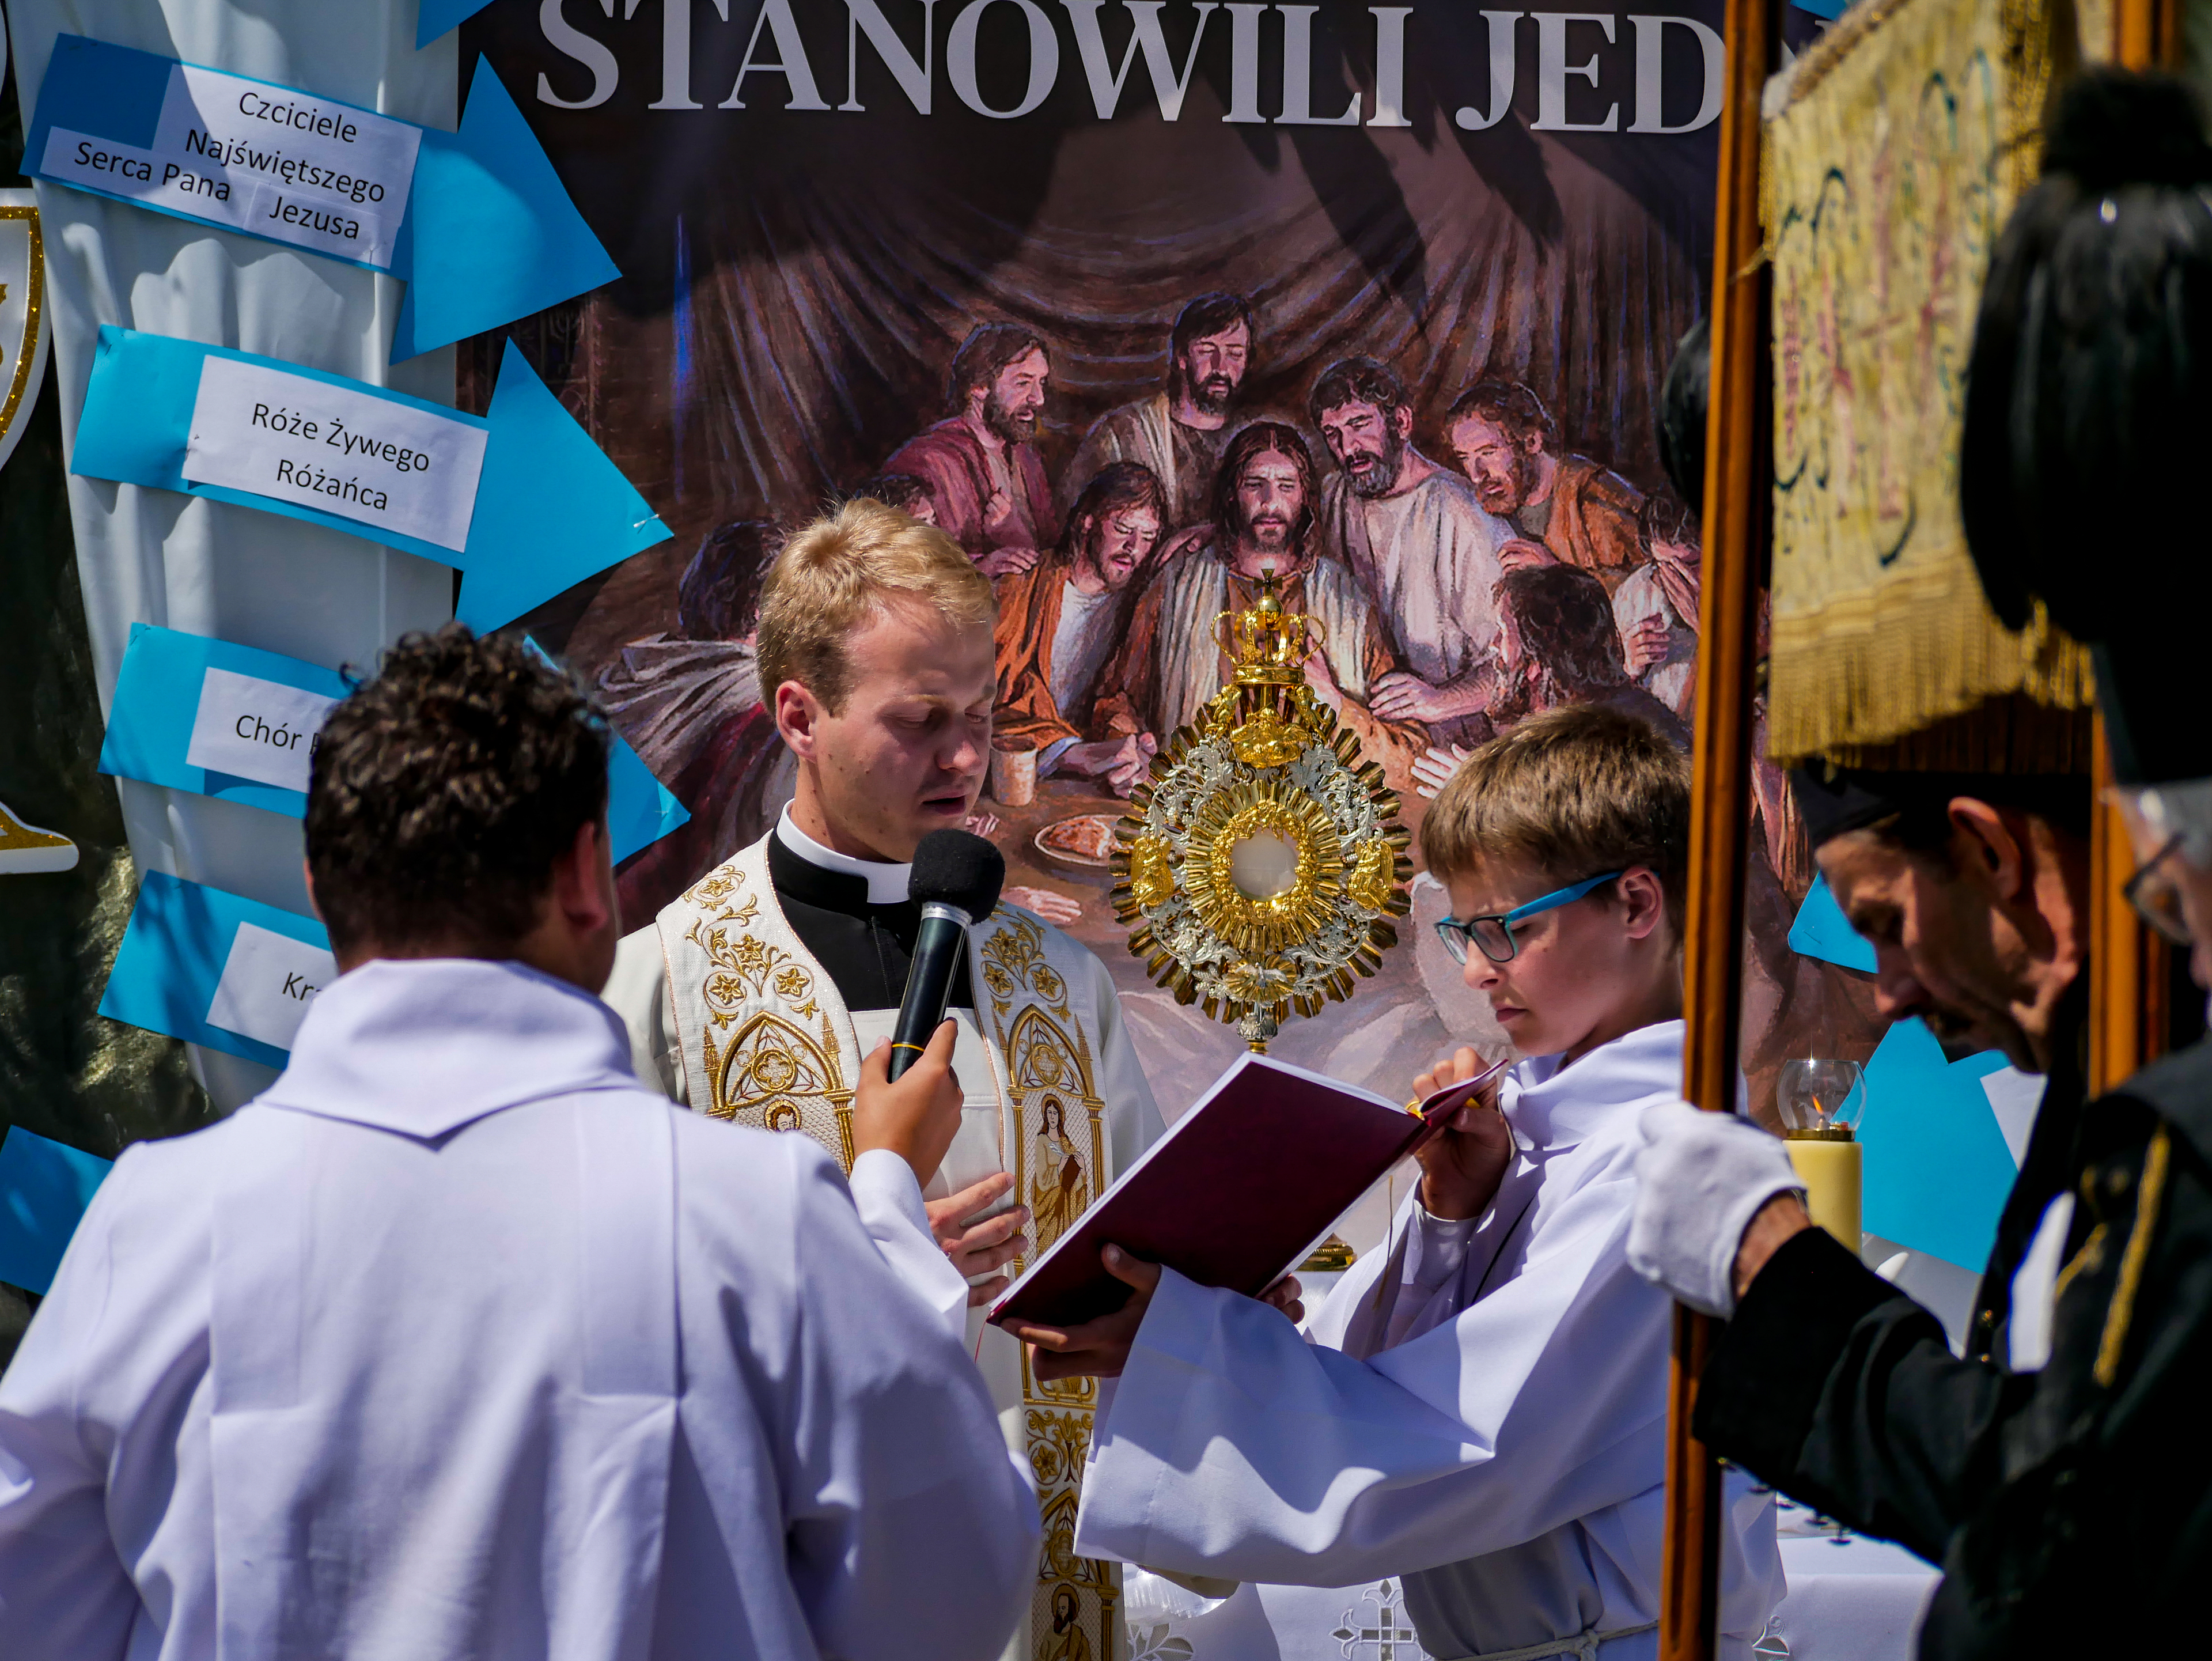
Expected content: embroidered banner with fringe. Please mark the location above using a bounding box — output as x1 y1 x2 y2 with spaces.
1763 0 2094 759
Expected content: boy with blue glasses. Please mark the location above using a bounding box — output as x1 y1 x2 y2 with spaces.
1013 705 1782 1661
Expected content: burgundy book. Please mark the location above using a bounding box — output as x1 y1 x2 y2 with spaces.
988 1051 1508 1330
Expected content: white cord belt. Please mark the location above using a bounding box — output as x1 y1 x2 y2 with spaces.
1438 1618 1661 1661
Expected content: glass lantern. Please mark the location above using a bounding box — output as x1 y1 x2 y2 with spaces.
1777 1058 1866 1141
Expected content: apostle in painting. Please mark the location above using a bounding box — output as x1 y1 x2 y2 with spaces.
602 498 1160 1661
1102 421 1425 786
1062 292 1255 531
599 519 800 924
1612 490 1702 721
1311 359 1512 747
1490 563 1690 747
1445 380 1647 594
885 324 1059 579
994 461 1166 797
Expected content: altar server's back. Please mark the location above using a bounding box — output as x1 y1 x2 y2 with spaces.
0 627 1038 1661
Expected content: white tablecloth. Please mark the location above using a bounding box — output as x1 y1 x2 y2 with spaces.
1116 1498 1939 1661
1762 1500 1938 1661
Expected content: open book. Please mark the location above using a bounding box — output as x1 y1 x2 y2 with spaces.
988 1050 1509 1330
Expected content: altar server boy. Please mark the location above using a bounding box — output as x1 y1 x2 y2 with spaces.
1012 707 1783 1660
0 627 1039 1661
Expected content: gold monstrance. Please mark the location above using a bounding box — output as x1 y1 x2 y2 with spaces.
1111 570 1411 1051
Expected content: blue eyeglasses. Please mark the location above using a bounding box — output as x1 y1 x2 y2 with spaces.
1433 871 1624 965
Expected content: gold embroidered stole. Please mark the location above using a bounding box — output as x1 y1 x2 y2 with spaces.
664 838 861 1162
659 839 1123 1661
971 911 1120 1660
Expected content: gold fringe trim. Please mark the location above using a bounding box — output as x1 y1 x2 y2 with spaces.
1768 578 2094 762
2093 1123 2171 1389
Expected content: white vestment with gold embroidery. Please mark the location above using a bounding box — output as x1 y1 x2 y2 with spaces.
605 832 1162 1661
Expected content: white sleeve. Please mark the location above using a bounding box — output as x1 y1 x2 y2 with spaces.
1305 1191 1487 1357
778 1142 1040 1660
1381 1205 1480 1351
602 922 686 1102
845 1149 969 1344
1073 1156 1669 1586
1612 572 1657 634
0 1166 144 1661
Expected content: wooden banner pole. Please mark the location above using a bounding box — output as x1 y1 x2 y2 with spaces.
2094 0 2184 1094
1664 0 1776 1652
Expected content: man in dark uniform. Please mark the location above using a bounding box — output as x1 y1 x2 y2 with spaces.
1629 69 2212 1656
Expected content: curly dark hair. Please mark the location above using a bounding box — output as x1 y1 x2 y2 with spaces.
1488 563 1631 729
1639 487 1698 549
305 625 609 956
1506 563 1631 693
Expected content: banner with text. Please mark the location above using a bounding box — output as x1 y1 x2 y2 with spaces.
100 623 691 861
26 34 620 358
99 623 351 816
100 870 335 1070
70 327 672 630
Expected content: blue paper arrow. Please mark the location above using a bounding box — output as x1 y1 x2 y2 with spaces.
1789 873 1877 973
25 37 615 365
457 338 673 629
1858 1017 2018 1272
72 327 671 630
392 62 620 361
418 0 498 47
100 871 332 1070
0 1127 113 1296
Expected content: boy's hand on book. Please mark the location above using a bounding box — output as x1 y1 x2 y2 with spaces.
1414 1046 1514 1221
1259 1274 1304 1325
927 1172 1032 1306
852 1024 962 1186
1009 1244 1160 1380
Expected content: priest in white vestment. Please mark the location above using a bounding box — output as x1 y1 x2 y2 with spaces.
0 627 1037 1661
603 500 1163 1661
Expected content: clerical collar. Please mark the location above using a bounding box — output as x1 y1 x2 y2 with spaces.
774 808 912 905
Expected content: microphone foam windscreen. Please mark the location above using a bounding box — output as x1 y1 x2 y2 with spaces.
910 828 1006 920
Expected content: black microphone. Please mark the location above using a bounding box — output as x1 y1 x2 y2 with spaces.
888 829 1006 1080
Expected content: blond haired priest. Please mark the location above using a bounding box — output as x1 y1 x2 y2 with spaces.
605 498 1162 1660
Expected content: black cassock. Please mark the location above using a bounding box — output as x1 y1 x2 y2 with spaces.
1696 990 2212 1657
763 833 975 1012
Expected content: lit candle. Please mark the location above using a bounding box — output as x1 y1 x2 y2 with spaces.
1785 1130 1862 1249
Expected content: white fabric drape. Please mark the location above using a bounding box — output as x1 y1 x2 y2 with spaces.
5 2 457 1108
